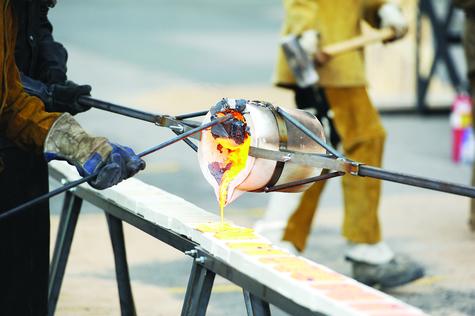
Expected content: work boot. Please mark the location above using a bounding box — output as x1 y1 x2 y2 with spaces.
348 255 425 289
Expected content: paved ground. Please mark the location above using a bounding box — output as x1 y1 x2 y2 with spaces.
44 1 475 315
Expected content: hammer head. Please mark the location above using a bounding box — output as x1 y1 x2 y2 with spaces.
281 35 319 88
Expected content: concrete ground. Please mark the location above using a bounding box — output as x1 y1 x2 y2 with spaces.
44 1 475 315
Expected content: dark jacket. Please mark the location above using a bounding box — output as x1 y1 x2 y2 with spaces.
13 0 68 84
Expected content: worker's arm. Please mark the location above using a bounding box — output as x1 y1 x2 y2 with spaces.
20 73 92 115
1 3 144 189
0 9 60 151
36 3 67 84
20 3 91 114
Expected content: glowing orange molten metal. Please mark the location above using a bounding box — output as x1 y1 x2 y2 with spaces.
209 111 251 224
216 136 251 222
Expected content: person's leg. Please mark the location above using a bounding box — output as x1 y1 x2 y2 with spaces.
324 87 385 244
324 87 424 288
0 140 50 316
256 87 334 252
282 171 328 252
282 87 342 251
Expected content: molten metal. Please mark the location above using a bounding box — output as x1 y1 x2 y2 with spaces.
206 110 251 222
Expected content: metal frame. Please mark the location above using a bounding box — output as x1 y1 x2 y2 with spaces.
48 192 82 315
416 0 464 113
47 166 325 316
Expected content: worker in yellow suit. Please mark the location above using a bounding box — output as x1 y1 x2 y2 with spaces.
255 0 424 288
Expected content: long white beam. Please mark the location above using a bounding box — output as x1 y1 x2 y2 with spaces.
49 161 427 316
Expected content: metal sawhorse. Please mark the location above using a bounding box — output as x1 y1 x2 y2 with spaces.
47 165 323 316
416 0 465 113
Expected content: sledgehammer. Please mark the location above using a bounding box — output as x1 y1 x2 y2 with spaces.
281 28 396 88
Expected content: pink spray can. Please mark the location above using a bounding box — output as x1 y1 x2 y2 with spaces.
450 92 473 163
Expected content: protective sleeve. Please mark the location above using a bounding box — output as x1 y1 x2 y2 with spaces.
363 0 388 28
283 0 319 35
0 2 60 151
36 4 68 84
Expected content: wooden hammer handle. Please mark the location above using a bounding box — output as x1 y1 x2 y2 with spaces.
321 28 396 57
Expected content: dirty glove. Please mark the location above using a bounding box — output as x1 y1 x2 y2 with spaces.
50 80 92 115
44 113 145 189
378 2 408 39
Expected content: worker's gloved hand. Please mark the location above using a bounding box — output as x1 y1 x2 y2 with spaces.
298 30 329 65
378 3 408 40
44 113 145 189
50 80 92 115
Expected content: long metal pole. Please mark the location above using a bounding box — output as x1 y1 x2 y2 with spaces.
78 96 208 122
78 96 160 123
0 114 232 220
358 165 475 198
78 96 202 152
276 107 475 199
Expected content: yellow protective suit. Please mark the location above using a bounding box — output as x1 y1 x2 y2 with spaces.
273 0 389 251
0 0 60 150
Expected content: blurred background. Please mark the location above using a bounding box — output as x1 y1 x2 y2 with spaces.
46 1 475 315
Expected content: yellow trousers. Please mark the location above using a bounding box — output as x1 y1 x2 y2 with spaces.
283 87 386 251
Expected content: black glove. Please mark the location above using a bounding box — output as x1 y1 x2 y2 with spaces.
50 80 92 115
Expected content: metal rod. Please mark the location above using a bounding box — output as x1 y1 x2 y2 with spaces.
79 96 208 128
0 175 96 222
276 107 343 158
174 131 198 152
359 165 475 198
78 96 160 123
0 115 232 220
265 171 345 192
137 114 230 157
78 96 202 150
175 110 209 120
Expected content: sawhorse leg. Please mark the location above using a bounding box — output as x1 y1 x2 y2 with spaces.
48 192 82 316
105 213 137 316
243 290 271 316
181 260 216 316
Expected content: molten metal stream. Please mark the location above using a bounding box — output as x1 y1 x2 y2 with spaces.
215 135 251 223
206 110 251 225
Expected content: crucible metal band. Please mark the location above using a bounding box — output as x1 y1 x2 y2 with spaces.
262 105 288 190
